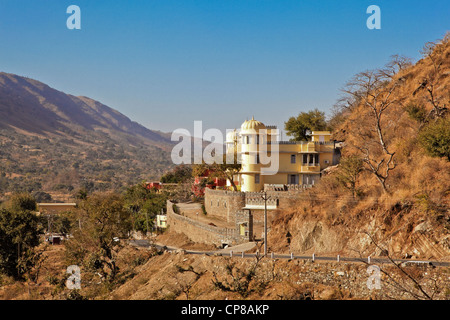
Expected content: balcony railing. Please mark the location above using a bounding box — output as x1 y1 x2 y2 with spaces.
266 140 335 145
264 184 314 191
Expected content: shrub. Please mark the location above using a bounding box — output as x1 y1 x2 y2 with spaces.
418 117 450 161
405 103 427 123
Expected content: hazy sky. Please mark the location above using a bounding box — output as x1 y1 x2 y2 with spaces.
0 0 448 135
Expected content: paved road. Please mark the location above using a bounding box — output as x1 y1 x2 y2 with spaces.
129 240 450 267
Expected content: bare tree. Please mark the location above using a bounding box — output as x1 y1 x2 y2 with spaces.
356 232 441 300
212 255 271 298
381 54 413 79
415 38 449 119
173 264 204 300
341 69 404 193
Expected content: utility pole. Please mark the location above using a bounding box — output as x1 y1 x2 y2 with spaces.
261 191 270 256
146 212 149 238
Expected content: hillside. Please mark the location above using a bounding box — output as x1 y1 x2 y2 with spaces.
267 33 450 261
0 72 175 200
0 35 449 302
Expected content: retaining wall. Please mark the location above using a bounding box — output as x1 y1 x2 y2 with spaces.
166 200 249 247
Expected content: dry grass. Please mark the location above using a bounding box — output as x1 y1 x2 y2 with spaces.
268 35 450 260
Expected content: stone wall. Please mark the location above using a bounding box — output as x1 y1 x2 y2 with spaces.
204 189 305 240
166 200 249 247
204 189 246 223
205 188 304 221
169 189 308 246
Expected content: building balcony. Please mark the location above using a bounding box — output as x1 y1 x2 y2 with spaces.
301 165 320 172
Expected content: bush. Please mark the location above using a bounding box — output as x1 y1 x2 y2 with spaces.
418 117 450 161
8 193 37 212
405 103 427 123
0 204 43 279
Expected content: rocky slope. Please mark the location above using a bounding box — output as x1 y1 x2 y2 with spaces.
268 33 450 261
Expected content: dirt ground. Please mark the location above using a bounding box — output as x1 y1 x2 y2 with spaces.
175 202 235 229
155 230 217 251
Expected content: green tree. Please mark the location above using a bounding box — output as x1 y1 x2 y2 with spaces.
65 192 132 283
124 183 167 233
284 109 329 141
32 191 52 203
160 165 193 183
418 116 450 161
192 152 242 191
211 154 242 191
9 192 37 212
0 195 43 279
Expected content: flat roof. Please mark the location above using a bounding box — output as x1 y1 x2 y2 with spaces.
38 203 77 206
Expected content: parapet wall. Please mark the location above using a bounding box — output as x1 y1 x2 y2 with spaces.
205 188 305 223
167 188 308 247
204 189 246 223
166 200 249 247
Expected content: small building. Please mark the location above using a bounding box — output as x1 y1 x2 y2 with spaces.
48 234 62 245
192 170 227 196
145 182 162 190
156 214 167 229
38 203 77 215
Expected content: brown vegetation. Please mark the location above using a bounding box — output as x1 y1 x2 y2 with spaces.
268 33 450 262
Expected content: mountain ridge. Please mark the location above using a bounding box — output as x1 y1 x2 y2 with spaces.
0 72 175 199
0 72 172 148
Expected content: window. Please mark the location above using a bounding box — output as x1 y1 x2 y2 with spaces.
256 154 260 164
289 174 297 184
255 174 260 184
291 154 296 164
303 174 319 185
302 154 319 165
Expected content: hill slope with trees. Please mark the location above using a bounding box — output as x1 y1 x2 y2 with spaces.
0 72 175 200
268 32 450 261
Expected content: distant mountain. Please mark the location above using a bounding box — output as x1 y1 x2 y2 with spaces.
0 72 176 200
0 72 172 146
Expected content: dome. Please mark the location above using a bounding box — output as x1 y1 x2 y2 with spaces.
240 116 266 131
226 129 237 142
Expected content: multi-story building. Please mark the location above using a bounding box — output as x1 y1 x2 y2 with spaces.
225 117 340 192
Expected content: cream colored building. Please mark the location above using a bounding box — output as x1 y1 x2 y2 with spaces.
226 117 340 192
37 203 77 215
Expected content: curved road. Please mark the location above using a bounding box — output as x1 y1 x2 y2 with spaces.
129 239 450 268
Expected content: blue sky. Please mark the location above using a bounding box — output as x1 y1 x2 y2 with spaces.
0 0 448 135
